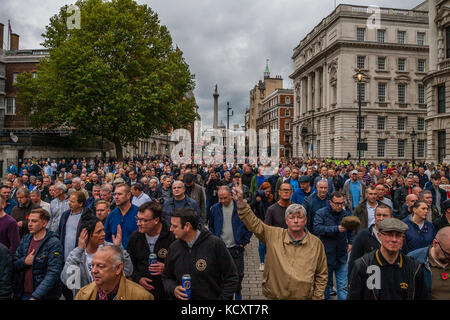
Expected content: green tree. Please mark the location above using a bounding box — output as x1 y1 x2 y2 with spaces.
16 0 197 160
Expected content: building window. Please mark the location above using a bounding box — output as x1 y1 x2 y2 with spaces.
418 139 425 158
377 116 386 130
417 32 425 45
357 28 366 41
398 139 406 157
32 72 38 78
397 31 406 44
398 83 406 104
317 120 320 133
418 84 425 104
397 117 406 131
6 97 16 115
447 27 450 59
357 116 365 130
286 108 290 116
418 117 425 131
377 139 386 157
438 85 446 113
330 117 335 133
286 97 290 104
285 120 290 130
377 29 385 43
285 135 290 143
357 82 366 101
357 56 366 69
398 58 406 71
418 59 426 72
13 73 18 84
378 83 387 102
378 57 386 70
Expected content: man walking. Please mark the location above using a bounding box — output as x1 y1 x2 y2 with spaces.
209 186 252 300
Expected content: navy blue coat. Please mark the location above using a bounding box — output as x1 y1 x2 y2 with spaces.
314 204 354 268
162 196 202 226
209 201 252 247
13 231 63 300
402 216 436 252
303 192 329 235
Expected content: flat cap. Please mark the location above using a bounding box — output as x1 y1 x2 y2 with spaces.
299 175 310 183
378 218 408 233
113 177 125 184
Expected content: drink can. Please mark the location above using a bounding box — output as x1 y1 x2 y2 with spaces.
149 253 157 266
182 274 191 299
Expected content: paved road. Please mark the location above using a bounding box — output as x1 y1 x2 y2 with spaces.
241 235 266 300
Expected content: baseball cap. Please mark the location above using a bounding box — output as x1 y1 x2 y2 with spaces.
233 173 241 178
442 199 450 212
350 170 358 175
113 178 125 184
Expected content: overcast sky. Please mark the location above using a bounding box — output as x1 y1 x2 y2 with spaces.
1 0 422 129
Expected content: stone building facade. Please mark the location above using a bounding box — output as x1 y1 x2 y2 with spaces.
423 0 450 164
290 4 429 161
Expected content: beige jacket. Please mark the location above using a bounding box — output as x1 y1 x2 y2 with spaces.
74 274 154 300
238 204 328 300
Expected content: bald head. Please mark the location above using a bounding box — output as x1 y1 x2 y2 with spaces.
436 226 450 245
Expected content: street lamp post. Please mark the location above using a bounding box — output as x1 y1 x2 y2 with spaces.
227 102 233 156
311 109 315 159
356 71 364 165
410 128 417 169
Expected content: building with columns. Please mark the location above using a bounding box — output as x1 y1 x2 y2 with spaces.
290 4 429 161
423 0 450 164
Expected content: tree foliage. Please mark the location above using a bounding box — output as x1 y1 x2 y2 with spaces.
16 0 197 160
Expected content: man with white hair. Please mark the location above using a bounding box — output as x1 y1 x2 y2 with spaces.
233 180 328 300
30 189 51 214
68 177 89 199
49 183 70 232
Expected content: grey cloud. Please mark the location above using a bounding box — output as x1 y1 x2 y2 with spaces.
2 0 422 129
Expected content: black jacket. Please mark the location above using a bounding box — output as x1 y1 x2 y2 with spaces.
127 221 175 299
348 250 429 300
433 214 450 232
348 225 408 277
162 227 239 300
0 243 12 300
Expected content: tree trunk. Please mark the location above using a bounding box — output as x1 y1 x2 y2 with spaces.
114 137 123 161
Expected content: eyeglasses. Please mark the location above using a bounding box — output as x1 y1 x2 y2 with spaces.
331 200 344 206
437 241 450 259
135 216 155 224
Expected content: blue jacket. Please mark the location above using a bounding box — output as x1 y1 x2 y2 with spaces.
4 199 18 215
13 231 63 300
162 196 202 227
208 201 252 247
407 246 432 295
104 204 139 249
291 187 316 205
425 184 448 212
6 165 18 175
402 215 436 252
314 204 354 267
303 192 329 235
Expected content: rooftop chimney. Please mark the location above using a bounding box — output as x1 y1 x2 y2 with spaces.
10 33 19 51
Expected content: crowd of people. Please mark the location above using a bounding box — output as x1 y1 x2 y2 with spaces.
0 155 449 300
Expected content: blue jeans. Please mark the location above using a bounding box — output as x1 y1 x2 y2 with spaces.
258 241 266 264
325 262 348 300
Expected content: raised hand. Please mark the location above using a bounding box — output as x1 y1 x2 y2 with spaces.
112 225 122 246
78 228 89 250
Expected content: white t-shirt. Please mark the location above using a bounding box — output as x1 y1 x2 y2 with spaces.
145 234 160 253
366 202 377 228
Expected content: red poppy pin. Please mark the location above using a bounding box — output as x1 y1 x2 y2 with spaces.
442 273 448 280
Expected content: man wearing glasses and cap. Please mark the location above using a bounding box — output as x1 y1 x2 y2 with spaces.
408 226 450 299
348 218 429 300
